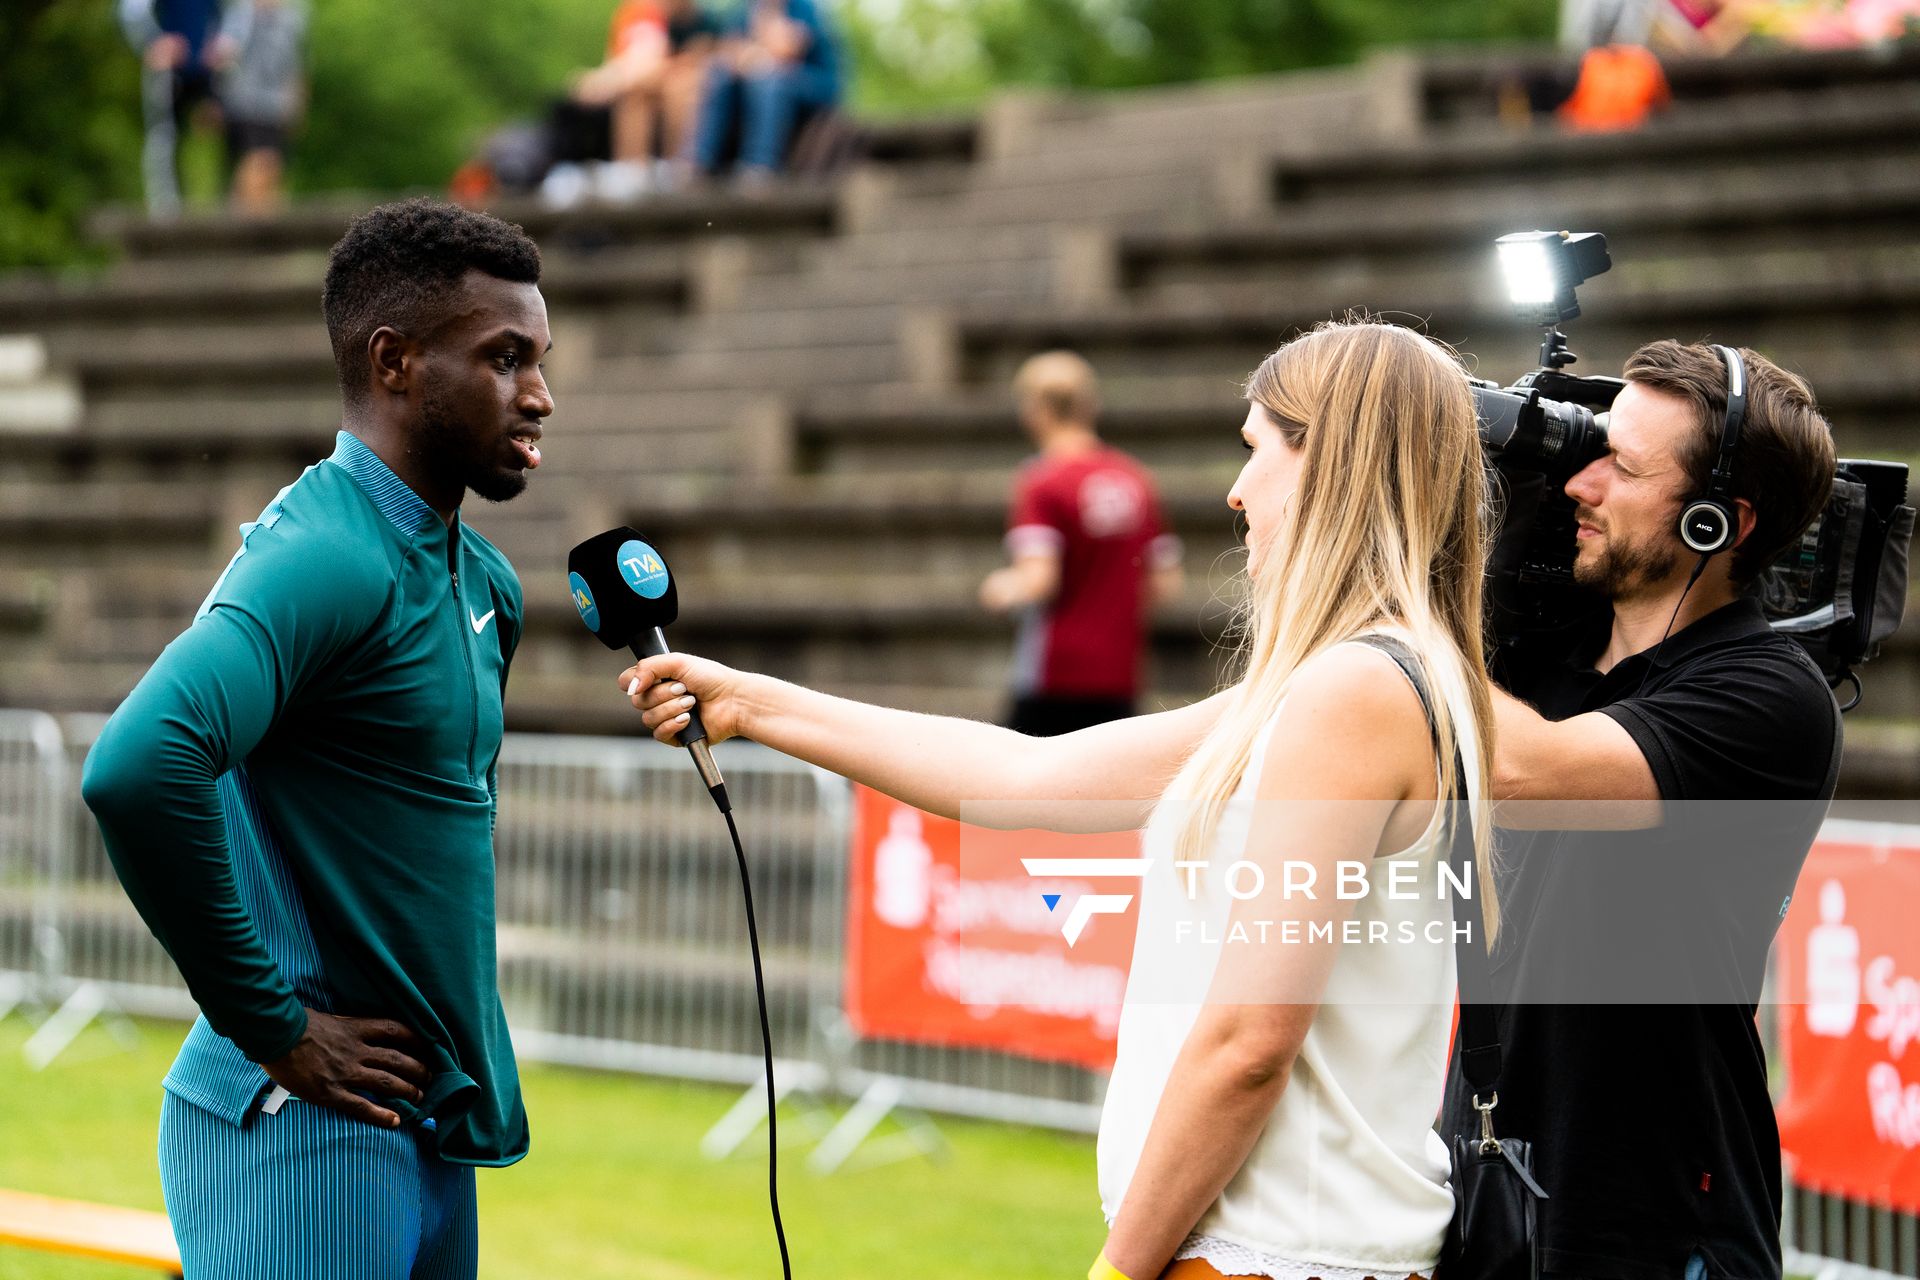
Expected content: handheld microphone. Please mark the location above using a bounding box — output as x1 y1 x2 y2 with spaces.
567 527 729 814
567 526 791 1277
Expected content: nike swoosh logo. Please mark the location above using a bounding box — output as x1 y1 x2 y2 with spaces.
470 608 496 634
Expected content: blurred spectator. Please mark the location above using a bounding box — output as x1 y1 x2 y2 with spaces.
687 0 843 187
1560 0 1774 54
121 0 253 217
1562 0 1657 47
1750 0 1920 45
574 0 719 193
1558 41 1671 130
982 352 1185 737
219 0 305 217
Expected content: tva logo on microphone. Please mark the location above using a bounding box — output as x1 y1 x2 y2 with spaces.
1022 857 1153 946
568 572 599 631
617 540 670 599
566 526 684 650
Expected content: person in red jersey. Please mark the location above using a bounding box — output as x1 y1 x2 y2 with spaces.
981 351 1185 736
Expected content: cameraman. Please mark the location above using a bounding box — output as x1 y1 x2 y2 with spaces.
1445 340 1843 1279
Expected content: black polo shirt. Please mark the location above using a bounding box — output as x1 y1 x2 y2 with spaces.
1442 598 1842 1280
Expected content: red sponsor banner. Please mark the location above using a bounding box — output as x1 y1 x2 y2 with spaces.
843 786 1140 1070
1777 828 1920 1211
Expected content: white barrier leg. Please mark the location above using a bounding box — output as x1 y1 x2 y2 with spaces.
807 1077 947 1176
701 1074 795 1161
23 980 107 1070
807 1077 899 1175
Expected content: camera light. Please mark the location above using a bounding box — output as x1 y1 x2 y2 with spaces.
1495 230 1611 328
1497 236 1560 308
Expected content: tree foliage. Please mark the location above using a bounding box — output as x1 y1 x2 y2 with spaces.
839 0 1558 112
288 0 608 194
1 0 144 269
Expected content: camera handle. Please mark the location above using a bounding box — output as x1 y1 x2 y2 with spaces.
1539 328 1579 371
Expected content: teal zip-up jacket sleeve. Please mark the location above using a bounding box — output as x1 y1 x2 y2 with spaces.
81 480 392 1063
82 433 528 1165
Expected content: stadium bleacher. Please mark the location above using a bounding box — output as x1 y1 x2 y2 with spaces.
3 48 1916 795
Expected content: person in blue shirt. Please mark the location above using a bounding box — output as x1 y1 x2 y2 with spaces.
688 0 843 183
119 0 254 215
82 198 553 1279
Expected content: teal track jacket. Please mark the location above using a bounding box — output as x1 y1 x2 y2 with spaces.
82 431 529 1166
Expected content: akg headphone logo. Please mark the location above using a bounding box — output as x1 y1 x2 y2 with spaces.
1021 857 1153 946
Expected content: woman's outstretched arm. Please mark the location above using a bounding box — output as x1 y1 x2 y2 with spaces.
617 652 1228 832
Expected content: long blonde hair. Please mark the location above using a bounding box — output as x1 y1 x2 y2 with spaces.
1163 319 1500 940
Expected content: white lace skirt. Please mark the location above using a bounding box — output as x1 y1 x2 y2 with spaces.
1174 1233 1431 1280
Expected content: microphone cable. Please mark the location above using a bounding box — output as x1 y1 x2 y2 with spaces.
572 530 790 1272
719 802 792 1279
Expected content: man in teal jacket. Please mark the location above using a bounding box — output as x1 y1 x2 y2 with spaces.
82 197 553 1279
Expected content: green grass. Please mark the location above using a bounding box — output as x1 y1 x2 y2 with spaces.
0 1018 1105 1279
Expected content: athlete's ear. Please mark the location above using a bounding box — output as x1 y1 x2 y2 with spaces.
366 326 416 397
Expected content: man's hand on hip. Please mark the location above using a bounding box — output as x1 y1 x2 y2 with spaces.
262 1009 433 1129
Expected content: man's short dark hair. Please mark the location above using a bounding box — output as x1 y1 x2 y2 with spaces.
322 198 542 404
1623 339 1836 585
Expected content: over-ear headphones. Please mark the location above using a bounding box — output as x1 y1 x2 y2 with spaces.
1677 344 1749 556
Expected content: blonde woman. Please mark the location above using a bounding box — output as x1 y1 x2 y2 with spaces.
619 319 1498 1280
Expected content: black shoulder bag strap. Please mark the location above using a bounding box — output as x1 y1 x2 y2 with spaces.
1350 634 1497 1069
1352 633 1547 1280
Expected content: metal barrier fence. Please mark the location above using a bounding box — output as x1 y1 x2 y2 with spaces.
0 710 65 1020
3 708 1913 1269
12 714 1105 1137
1786 1187 1920 1280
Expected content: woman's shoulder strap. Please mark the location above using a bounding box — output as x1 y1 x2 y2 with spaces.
1347 633 1438 749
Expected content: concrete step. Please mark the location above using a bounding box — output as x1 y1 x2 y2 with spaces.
729 254 1054 313
950 247 1920 396
1418 43 1920 126
77 396 343 444
8 422 331 488
794 384 1245 475
987 67 1374 160
1123 153 1920 297
605 464 1236 534
795 223 1057 270
52 390 754 472
0 573 53 634
2 246 689 332
877 161 1238 232
0 479 221 549
61 325 336 392
630 302 906 356
91 187 841 262
593 342 902 394
1271 81 1920 212
856 115 980 165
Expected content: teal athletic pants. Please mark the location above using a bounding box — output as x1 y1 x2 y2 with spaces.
159 1092 478 1279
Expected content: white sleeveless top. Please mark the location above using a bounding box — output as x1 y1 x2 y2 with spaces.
1096 643 1475 1279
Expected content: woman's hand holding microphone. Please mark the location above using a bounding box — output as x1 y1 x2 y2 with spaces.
619 652 750 746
